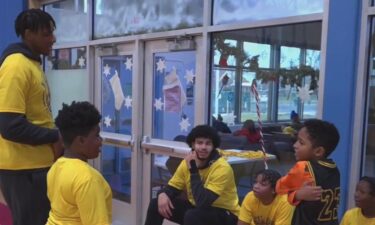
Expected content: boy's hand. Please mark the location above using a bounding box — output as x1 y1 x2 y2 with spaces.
184 151 196 169
158 192 174 219
295 181 322 201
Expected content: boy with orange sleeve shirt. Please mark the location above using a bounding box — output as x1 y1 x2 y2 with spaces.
276 119 340 225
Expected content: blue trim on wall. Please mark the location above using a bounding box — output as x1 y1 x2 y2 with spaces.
323 0 362 218
0 0 27 53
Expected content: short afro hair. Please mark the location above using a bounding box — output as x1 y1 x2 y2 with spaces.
15 9 56 38
186 125 220 149
55 101 101 147
360 176 375 196
303 119 340 157
255 169 281 189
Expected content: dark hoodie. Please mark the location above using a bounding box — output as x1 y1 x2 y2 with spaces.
0 43 58 146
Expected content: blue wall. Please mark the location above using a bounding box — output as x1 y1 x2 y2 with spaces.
323 0 362 216
0 0 26 53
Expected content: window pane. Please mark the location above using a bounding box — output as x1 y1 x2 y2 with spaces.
45 0 88 44
102 145 131 202
94 0 203 39
101 56 133 134
45 47 89 118
280 46 301 69
364 18 375 177
211 22 321 125
152 51 195 140
213 0 323 25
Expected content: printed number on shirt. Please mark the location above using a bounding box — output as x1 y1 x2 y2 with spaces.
318 187 340 221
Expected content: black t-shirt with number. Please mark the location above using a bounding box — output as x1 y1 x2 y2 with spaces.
292 159 340 225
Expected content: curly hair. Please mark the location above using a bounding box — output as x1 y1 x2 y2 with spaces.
255 169 281 189
15 9 56 38
360 176 375 196
303 119 340 157
55 101 101 147
186 125 221 149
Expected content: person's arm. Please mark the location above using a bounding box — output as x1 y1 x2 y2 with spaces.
189 160 219 208
158 185 181 200
0 112 59 145
276 161 313 205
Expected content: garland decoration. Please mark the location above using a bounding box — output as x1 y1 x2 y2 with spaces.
213 37 319 90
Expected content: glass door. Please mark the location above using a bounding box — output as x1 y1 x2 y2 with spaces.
94 43 142 225
140 37 205 224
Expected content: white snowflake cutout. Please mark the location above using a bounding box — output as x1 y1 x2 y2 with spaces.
223 112 236 126
154 98 164 111
124 57 133 70
297 85 313 103
78 56 86 68
184 69 195 84
104 115 112 128
156 58 166 73
179 117 191 132
103 64 111 77
124 96 132 109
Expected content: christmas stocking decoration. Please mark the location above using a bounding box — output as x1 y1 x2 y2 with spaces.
109 70 125 111
163 68 186 112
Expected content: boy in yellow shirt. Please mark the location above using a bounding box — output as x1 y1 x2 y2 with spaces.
46 101 112 225
340 176 375 225
238 169 294 225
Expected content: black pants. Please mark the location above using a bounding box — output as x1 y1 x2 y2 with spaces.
144 197 237 225
0 168 50 225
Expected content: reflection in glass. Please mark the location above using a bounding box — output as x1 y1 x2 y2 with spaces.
101 145 132 202
101 56 133 135
211 22 321 124
94 0 203 39
45 47 89 118
364 18 375 177
213 0 323 25
45 0 88 43
151 154 178 198
152 51 195 140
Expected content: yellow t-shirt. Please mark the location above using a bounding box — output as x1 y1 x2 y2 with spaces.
46 157 112 225
239 192 294 225
168 157 240 216
340 208 375 225
0 53 54 169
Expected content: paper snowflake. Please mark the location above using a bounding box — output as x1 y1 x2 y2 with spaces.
179 117 191 132
154 98 164 111
223 112 236 126
124 96 132 109
297 85 313 103
124 57 132 70
104 115 112 128
103 64 111 77
156 58 166 73
184 69 195 84
78 56 85 68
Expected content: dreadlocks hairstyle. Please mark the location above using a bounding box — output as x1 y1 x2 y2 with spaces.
55 101 101 147
15 8 56 38
186 125 221 149
303 119 340 157
360 176 375 196
255 169 281 189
